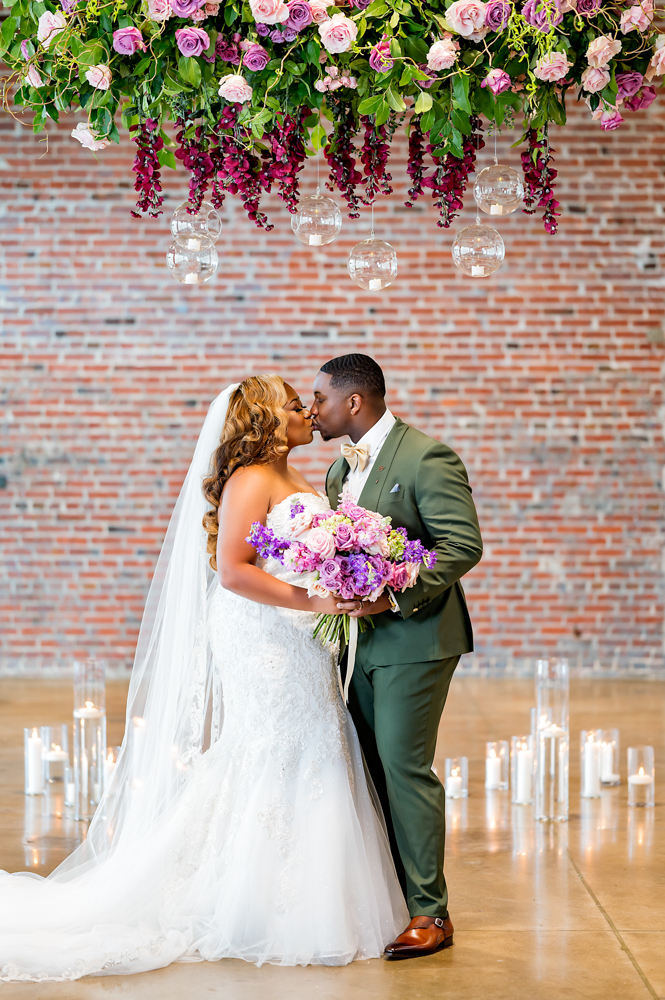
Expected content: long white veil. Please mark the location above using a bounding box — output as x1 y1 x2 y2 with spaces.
54 383 240 879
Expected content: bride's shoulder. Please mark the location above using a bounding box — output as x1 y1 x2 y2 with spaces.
221 465 275 510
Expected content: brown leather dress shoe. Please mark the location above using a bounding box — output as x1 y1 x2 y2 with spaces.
384 915 454 958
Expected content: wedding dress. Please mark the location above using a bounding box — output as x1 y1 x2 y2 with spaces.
0 389 407 980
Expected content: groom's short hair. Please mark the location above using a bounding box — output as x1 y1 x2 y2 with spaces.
320 354 386 399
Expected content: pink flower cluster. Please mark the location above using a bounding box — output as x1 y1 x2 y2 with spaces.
314 64 357 92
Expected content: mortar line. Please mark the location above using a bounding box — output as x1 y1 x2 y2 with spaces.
565 845 658 1000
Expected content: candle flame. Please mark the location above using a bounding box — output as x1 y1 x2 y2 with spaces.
133 716 145 729
639 766 644 776
107 750 114 764
31 728 38 738
452 767 459 777
489 749 496 758
85 701 94 709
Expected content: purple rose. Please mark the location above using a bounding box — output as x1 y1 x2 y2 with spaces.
216 35 241 63
170 0 205 14
270 28 284 41
60 0 78 11
482 67 511 94
417 63 437 88
243 41 270 70
484 0 511 29
369 34 393 73
112 27 147 55
335 522 356 550
339 580 356 601
576 0 602 13
319 558 342 586
390 562 409 591
175 25 210 56
615 70 643 99
285 0 313 30
256 21 270 34
349 0 372 7
522 0 563 31
624 85 656 111
282 25 297 39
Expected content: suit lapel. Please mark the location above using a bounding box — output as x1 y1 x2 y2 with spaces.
358 418 408 512
326 457 349 510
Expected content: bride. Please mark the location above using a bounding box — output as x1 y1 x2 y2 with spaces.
0 376 407 982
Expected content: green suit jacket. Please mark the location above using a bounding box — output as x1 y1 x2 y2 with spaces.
325 418 483 665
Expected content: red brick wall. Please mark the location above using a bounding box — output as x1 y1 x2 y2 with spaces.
2 100 664 674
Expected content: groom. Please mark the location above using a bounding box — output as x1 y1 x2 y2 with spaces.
310 354 483 959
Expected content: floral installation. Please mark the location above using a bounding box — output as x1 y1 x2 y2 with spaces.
2 0 663 234
247 492 436 644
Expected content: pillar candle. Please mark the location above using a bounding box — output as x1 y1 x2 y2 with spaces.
485 754 502 789
26 729 43 795
515 747 533 803
445 774 462 798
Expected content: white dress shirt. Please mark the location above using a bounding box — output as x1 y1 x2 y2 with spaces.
343 409 396 501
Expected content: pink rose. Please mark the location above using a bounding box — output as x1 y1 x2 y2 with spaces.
586 34 622 68
305 526 336 559
445 0 486 37
249 0 290 22
580 65 609 92
318 12 357 52
309 0 332 21
334 522 356 550
37 10 66 49
112 27 146 55
175 26 210 56
405 562 420 588
289 510 314 538
600 108 624 130
85 64 112 90
70 122 111 151
217 73 253 102
340 75 357 88
148 0 172 19
482 67 511 94
337 494 365 521
620 0 652 33
534 50 571 82
25 65 44 88
646 35 665 79
391 563 409 591
339 580 356 601
623 84 656 110
426 35 459 70
307 579 332 600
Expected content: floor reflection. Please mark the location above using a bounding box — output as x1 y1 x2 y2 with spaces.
627 806 655 859
23 784 82 869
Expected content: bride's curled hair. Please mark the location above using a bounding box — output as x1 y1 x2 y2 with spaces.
202 375 288 570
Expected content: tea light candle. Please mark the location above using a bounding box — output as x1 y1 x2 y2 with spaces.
485 750 502 790
309 234 323 246
74 700 102 720
43 744 69 762
26 729 43 795
490 204 503 215
368 278 382 290
628 767 654 787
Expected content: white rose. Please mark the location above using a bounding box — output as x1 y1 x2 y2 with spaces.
427 36 459 71
249 0 290 22
318 12 357 53
218 74 253 103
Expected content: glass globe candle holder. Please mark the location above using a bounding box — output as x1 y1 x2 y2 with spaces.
452 217 505 278
167 238 219 285
348 232 397 291
171 200 222 247
474 160 524 217
292 188 342 246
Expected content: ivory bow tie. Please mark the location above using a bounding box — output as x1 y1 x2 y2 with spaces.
341 441 371 473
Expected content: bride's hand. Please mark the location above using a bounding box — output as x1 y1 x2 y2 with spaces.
308 594 343 615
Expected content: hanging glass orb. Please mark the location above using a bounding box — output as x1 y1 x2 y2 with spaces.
452 223 505 278
473 163 524 216
166 237 218 285
171 200 222 247
291 191 342 246
347 237 397 291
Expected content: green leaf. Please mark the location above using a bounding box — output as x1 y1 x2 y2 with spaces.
420 107 436 131
389 36 401 57
473 84 494 121
163 66 187 93
452 73 471 113
386 85 406 112
158 147 177 169
0 15 19 55
178 55 201 88
77 41 106 66
403 36 428 63
363 0 388 15
389 9 399 26
305 38 320 64
310 121 326 149
414 90 432 115
357 94 383 114
224 3 239 24
399 64 414 87
451 107 471 134
375 98 390 126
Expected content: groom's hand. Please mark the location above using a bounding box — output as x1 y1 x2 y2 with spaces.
337 594 392 618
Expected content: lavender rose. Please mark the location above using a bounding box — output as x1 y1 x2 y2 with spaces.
623 85 656 110
482 67 511 93
170 0 206 14
319 558 342 587
349 0 372 7
243 41 270 70
522 0 563 31
615 70 643 98
175 26 210 56
369 34 393 72
576 0 602 14
283 25 298 39
112 27 147 55
216 35 241 63
256 21 270 34
334 522 356 550
286 0 313 29
484 0 511 29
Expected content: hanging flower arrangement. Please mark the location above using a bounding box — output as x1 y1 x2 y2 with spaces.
1 0 662 234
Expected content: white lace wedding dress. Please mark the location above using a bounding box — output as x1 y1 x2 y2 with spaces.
0 492 407 981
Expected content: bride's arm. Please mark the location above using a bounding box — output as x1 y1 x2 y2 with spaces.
217 467 339 615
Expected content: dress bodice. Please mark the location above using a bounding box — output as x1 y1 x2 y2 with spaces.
260 492 331 588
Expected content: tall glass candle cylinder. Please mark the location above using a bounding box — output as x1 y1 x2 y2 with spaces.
580 730 602 798
536 658 569 732
600 728 620 785
24 728 44 796
511 735 534 805
535 659 569 822
485 741 509 790
40 724 69 786
627 746 655 808
444 757 468 799
73 659 107 821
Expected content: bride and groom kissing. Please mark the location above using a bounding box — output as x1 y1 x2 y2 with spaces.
0 353 482 981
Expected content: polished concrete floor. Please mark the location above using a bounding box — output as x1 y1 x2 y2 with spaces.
0 675 662 999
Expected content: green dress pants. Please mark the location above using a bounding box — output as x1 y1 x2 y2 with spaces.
346 652 460 920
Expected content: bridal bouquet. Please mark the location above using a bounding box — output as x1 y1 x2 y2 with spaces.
247 493 436 645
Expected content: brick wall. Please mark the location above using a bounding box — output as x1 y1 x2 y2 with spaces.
1 99 664 675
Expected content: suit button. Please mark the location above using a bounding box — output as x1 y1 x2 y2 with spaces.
375 479 379 483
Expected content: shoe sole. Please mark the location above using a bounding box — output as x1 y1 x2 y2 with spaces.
384 934 454 960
